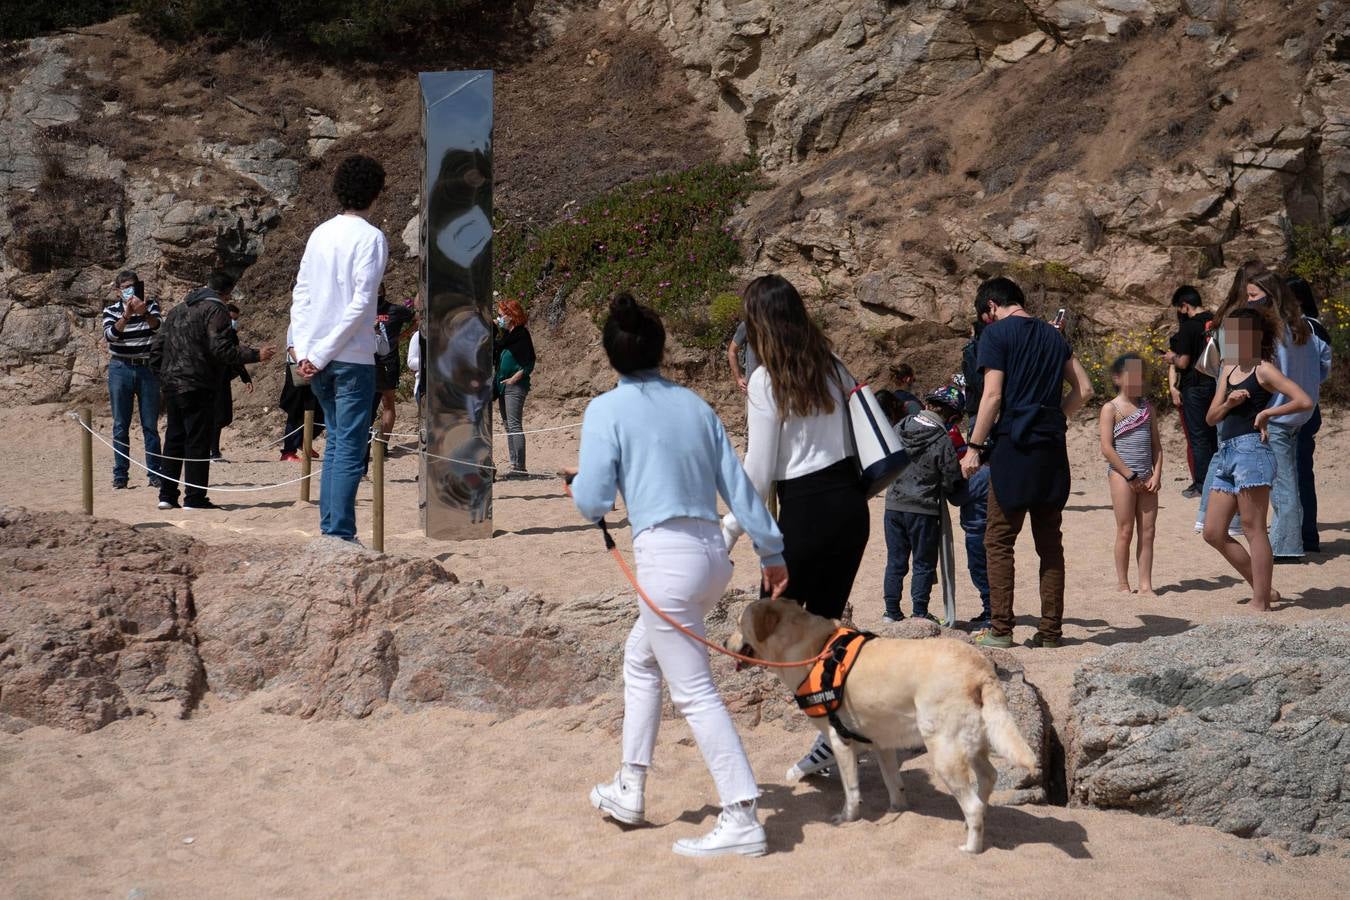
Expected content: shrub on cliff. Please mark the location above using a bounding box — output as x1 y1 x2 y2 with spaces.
132 0 526 58
1 1 128 40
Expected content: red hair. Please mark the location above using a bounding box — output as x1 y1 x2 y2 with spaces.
499 298 528 328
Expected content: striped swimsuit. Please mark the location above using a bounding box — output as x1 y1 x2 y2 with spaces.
1110 400 1154 478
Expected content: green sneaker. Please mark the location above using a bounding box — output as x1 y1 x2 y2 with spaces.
974 631 1013 649
1025 633 1061 649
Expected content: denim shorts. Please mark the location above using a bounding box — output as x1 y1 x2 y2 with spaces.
1211 432 1277 494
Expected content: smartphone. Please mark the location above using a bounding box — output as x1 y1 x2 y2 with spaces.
133 279 145 300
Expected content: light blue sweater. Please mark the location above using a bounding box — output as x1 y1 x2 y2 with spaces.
572 371 786 567
1271 325 1331 427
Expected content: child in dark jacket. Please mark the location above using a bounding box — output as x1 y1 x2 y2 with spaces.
881 390 964 622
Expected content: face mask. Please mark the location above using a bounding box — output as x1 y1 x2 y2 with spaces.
496 316 508 329
230 320 238 330
121 286 135 301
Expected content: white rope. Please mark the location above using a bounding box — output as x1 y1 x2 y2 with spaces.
72 415 324 493
104 423 313 463
383 420 582 440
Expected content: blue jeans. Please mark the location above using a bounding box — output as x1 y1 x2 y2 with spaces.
883 510 941 618
310 362 375 539
108 357 162 483
1298 406 1320 551
956 465 992 620
1266 421 1302 557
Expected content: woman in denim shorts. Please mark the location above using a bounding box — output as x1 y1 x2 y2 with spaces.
1202 307 1311 611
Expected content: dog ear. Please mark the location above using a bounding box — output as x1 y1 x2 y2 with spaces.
752 601 782 642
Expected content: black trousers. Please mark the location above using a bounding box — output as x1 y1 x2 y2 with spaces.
771 459 871 620
1181 382 1218 488
159 389 216 505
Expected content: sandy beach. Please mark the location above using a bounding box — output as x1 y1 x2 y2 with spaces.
2 399 1348 898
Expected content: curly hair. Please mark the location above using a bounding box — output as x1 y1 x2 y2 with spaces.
332 155 386 211
743 274 840 418
498 298 528 328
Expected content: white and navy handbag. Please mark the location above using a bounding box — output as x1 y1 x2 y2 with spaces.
838 362 910 497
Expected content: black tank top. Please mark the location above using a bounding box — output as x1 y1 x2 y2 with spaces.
1218 367 1273 441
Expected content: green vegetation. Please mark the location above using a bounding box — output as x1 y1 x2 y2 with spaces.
1 1 128 40
1290 224 1350 402
132 0 520 58
496 159 767 347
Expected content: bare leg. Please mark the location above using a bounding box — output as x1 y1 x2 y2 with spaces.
875 747 906 812
1108 472 1137 591
379 390 396 441
1237 486 1275 611
1135 489 1159 596
828 727 862 825
1203 490 1255 591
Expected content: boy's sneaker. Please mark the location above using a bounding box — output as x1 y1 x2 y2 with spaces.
913 612 941 625
183 499 220 511
975 631 1013 649
157 500 180 510
1181 484 1201 499
1025 633 1062 649
112 479 128 490
786 734 835 782
880 613 904 624
966 613 992 631
147 475 162 488
672 804 766 859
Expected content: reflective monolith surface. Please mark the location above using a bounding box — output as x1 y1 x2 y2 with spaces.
419 71 494 539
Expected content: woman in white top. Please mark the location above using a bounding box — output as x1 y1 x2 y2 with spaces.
721 274 870 781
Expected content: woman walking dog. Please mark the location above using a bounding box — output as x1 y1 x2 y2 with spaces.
720 274 871 784
566 293 788 858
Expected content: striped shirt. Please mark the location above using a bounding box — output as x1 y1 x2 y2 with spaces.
102 298 162 357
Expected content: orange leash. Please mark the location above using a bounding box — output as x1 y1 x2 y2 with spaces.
603 541 829 668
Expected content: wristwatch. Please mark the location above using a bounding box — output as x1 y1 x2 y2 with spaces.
967 441 990 462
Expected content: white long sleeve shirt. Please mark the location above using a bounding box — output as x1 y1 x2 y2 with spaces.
722 362 852 542
289 214 389 369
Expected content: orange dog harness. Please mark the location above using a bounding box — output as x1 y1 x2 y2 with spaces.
794 627 876 744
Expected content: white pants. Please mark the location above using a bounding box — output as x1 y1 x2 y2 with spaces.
622 518 759 806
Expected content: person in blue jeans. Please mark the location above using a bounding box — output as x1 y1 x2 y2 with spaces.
880 390 963 623
290 155 389 541
1288 276 1331 552
101 271 163 488
954 464 992 628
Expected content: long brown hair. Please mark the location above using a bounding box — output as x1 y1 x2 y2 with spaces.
743 275 840 418
1248 269 1311 346
1213 259 1268 325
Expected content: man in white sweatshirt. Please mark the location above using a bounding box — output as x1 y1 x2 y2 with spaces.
290 154 389 541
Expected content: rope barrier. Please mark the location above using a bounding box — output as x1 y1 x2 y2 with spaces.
97 423 313 464
71 414 326 493
383 419 582 440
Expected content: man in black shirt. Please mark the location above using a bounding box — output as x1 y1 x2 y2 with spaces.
1164 286 1217 500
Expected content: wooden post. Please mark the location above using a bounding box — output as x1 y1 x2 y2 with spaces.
80 406 93 516
372 432 385 553
300 410 314 502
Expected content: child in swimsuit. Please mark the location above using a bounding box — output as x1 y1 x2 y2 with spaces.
1099 353 1163 596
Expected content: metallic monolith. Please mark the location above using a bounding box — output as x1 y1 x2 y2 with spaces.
418 71 494 539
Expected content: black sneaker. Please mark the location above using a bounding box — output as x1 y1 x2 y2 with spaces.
183 498 220 511
1181 484 1201 499
147 475 162 489
966 613 992 632
112 480 128 490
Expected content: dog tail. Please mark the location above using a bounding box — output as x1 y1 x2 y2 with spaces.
979 679 1039 773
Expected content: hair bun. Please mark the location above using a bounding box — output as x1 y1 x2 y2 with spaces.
609 292 642 330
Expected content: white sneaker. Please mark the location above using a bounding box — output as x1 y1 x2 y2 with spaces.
672 803 767 858
786 734 835 782
590 767 646 825
1228 524 1244 539
1193 521 1204 534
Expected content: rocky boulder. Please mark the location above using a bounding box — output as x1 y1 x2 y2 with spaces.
0 508 203 733
1067 620 1350 855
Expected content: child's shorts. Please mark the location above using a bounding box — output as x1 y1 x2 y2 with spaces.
1211 432 1277 494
